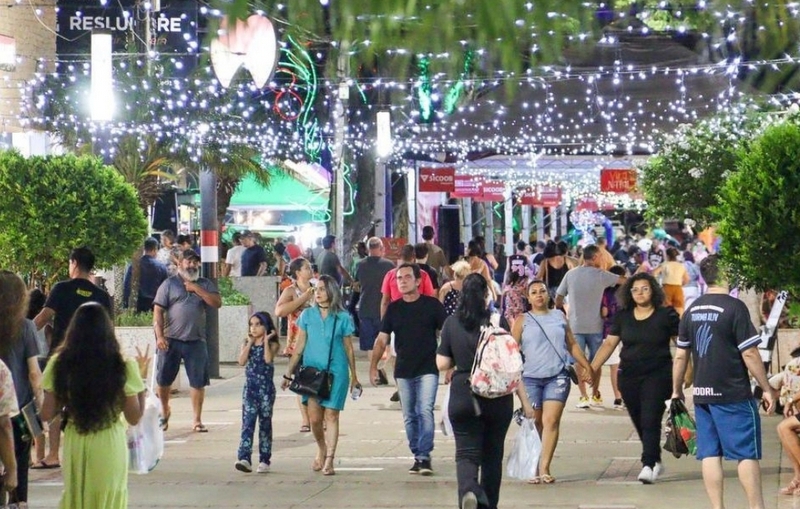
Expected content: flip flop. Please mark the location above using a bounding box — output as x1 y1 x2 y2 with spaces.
299 425 311 433
31 460 60 470
541 474 556 484
159 409 171 431
526 476 541 484
193 424 208 433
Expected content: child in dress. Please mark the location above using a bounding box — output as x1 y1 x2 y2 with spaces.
775 347 800 495
235 311 279 473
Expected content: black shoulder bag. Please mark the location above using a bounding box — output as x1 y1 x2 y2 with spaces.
289 315 338 399
527 313 579 385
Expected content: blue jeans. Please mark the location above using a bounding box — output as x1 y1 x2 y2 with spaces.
572 333 604 362
396 373 439 461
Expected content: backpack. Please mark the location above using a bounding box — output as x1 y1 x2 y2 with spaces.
470 325 524 398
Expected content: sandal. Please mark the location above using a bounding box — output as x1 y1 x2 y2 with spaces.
541 474 556 484
527 476 541 484
159 408 171 432
299 425 311 433
780 478 800 495
322 455 335 476
312 454 324 472
193 423 208 433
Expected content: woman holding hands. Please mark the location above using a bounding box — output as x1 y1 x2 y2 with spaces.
590 273 679 484
281 275 360 476
511 279 593 484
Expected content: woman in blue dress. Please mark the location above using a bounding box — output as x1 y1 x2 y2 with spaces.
281 275 360 476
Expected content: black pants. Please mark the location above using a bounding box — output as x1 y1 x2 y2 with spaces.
12 423 31 502
619 367 672 467
347 291 361 334
449 376 513 509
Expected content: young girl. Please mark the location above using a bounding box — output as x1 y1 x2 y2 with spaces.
235 311 279 474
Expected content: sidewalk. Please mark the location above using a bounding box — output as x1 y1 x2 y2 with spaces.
28 349 798 508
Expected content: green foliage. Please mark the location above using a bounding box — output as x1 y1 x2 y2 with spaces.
639 111 765 229
115 310 154 327
217 277 252 306
716 120 800 293
0 151 148 284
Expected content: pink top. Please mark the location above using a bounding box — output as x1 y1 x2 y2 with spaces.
381 267 436 302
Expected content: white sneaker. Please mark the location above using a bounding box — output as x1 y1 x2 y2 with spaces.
576 396 590 409
652 462 664 481
234 459 252 473
637 465 653 484
256 462 270 473
461 491 478 509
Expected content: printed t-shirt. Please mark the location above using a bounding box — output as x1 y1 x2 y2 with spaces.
45 278 113 350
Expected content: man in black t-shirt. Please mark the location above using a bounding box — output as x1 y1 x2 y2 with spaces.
673 255 776 509
369 263 447 477
33 246 113 469
240 231 268 276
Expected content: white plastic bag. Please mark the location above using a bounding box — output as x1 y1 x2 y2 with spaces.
128 357 164 474
439 387 454 437
506 418 541 481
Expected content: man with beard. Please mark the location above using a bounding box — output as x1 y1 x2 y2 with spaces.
153 249 221 433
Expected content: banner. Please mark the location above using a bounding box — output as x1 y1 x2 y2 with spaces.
518 186 562 207
475 180 506 202
600 168 638 193
418 167 455 193
450 175 482 198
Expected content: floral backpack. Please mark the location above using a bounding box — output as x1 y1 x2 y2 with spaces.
470 325 523 398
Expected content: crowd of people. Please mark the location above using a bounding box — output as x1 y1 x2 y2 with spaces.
0 225 789 509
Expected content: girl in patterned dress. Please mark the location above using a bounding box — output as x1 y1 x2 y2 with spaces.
235 312 279 474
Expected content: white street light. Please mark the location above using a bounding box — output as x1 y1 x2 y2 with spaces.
376 110 392 158
91 30 113 122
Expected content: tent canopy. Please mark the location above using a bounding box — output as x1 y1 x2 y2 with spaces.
223 171 329 211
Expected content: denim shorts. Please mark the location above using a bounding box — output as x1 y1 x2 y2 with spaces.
523 373 571 409
156 338 210 389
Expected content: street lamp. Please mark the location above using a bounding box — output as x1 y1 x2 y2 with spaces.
90 30 113 122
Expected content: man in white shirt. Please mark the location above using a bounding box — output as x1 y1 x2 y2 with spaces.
225 232 246 277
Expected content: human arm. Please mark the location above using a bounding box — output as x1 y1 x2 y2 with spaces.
742 346 777 413
436 354 454 371
380 293 390 319
343 332 359 390
122 264 132 307
671 348 690 399
153 304 169 351
0 415 16 491
515 384 535 419
275 285 314 317
238 336 254 366
33 308 55 332
438 282 450 304
369 332 390 386
256 261 267 277
123 391 146 426
223 263 232 277
590 335 621 373
27 356 43 409
280 328 308 390
554 294 565 310
564 323 593 384
264 330 280 364
183 280 222 308
338 262 353 284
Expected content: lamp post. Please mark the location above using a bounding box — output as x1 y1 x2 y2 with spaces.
375 111 392 237
90 30 113 122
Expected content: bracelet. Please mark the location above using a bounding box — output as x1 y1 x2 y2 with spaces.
283 375 294 381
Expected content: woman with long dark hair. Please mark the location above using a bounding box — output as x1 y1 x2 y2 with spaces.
41 303 145 509
0 271 43 504
590 273 679 484
281 275 360 476
437 274 534 509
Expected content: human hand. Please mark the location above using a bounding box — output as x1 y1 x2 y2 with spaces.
156 337 169 352
280 378 291 391
762 388 777 415
184 280 200 293
444 369 454 385
522 405 535 420
3 468 17 491
580 365 594 385
134 345 151 380
671 391 684 401
784 401 795 418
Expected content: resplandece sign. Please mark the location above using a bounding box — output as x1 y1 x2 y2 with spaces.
418 167 455 193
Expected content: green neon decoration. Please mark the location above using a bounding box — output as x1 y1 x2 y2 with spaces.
416 57 433 123
444 49 474 114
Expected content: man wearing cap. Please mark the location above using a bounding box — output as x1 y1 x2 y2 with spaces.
240 231 268 277
153 249 222 433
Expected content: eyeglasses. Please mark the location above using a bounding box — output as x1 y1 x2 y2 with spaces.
631 286 651 294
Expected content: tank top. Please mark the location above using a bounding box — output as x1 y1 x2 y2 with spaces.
545 263 569 291
442 288 461 316
521 310 568 379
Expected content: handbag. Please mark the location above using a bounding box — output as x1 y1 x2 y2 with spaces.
528 313 579 385
289 315 338 399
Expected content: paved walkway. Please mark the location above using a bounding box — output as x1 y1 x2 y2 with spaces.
28 349 800 508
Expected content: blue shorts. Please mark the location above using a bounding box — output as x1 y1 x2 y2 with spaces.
156 338 210 389
523 373 571 409
695 400 761 461
572 333 604 362
357 315 381 351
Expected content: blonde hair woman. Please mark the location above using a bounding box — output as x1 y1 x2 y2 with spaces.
439 260 471 316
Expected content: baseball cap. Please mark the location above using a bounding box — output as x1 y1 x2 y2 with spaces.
182 249 200 262
241 230 255 238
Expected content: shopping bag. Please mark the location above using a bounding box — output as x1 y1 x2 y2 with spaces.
506 417 541 480
439 387 454 437
128 355 164 474
663 398 696 458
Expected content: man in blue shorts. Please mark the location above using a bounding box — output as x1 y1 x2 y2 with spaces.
154 249 222 433
673 255 776 509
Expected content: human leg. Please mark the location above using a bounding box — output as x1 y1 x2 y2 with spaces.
737 459 766 509
452 414 486 507
396 377 420 458
572 334 589 400
182 340 211 429
155 339 181 430
618 373 644 441
776 416 800 492
237 386 257 463
479 396 513 508
322 408 341 475
415 373 439 463
42 416 61 465
257 382 276 466
306 399 326 470
13 425 31 501
539 401 566 478
190 388 206 429
702 457 726 509
637 371 671 469
584 333 604 401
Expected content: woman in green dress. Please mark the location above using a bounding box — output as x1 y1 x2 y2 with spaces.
41 303 145 509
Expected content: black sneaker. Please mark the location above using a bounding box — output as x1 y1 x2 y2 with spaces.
408 460 421 474
390 391 400 402
417 459 433 476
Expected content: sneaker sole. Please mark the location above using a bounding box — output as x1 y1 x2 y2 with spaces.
418 469 433 476
462 492 478 509
235 464 252 473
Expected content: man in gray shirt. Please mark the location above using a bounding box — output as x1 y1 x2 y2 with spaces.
318 234 352 286
555 245 625 409
154 249 222 433
355 237 394 355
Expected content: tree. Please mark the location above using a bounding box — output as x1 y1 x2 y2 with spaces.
0 150 148 286
716 120 800 293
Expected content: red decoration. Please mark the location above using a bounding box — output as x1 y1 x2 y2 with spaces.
418 167 456 193
600 168 638 193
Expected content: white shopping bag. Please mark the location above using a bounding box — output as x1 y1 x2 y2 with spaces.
506 418 541 481
439 387 454 437
128 354 164 474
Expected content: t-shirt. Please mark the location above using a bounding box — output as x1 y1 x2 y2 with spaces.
648 248 664 270
45 278 114 350
153 276 220 342
419 263 440 289
380 267 436 302
0 361 18 418
555 266 619 334
438 315 482 374
610 307 679 378
677 293 760 404
241 245 268 276
355 256 394 319
286 243 303 260
225 245 246 277
380 295 447 379
2 319 40 407
318 250 343 285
